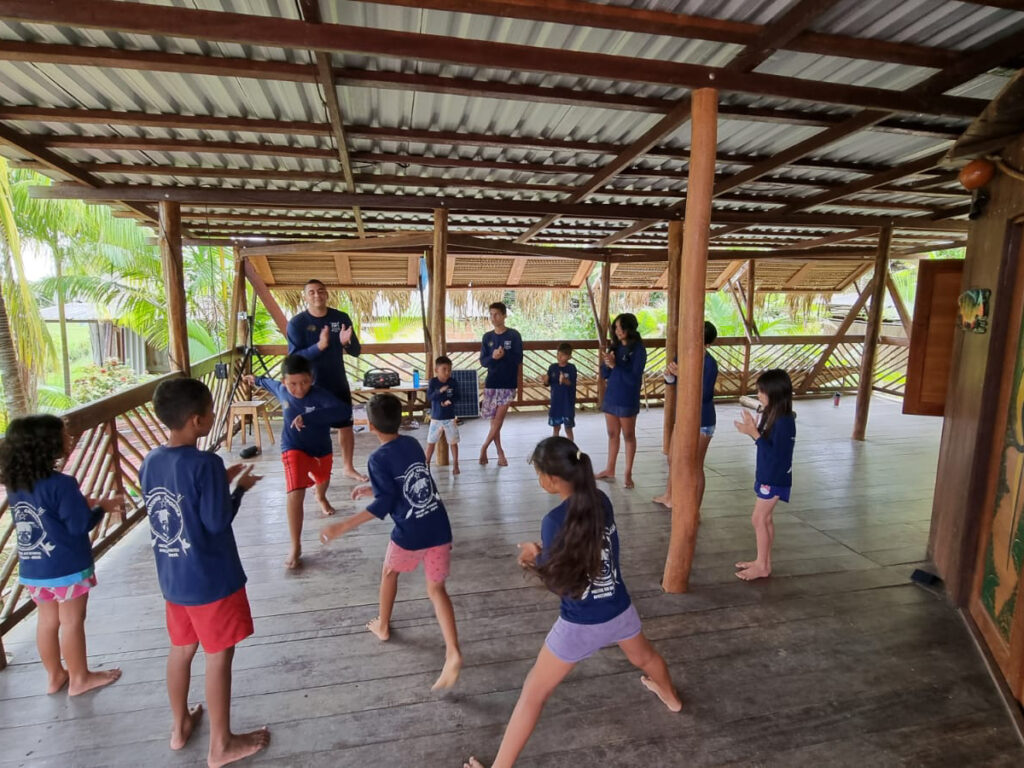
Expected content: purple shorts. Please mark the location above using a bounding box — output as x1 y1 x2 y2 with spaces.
755 483 791 502
480 388 515 419
544 604 642 663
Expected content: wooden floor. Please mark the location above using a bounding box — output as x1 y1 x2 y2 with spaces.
2 397 1022 767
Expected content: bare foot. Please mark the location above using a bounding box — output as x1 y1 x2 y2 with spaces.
652 494 672 509
366 616 390 641
284 547 302 569
315 494 336 517
452 463 461 475
431 652 462 691
343 468 369 482
207 728 270 768
496 454 508 467
478 453 488 465
624 476 635 489
68 668 122 696
594 470 614 481
171 704 204 750
640 675 683 712
736 564 771 581
463 759 486 768
734 560 755 569
46 669 69 694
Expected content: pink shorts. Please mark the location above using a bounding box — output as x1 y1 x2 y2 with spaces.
384 541 452 583
25 574 97 604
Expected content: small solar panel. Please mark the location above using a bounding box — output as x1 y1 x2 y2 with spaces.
451 369 480 419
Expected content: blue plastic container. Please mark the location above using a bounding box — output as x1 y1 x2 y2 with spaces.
412 370 420 388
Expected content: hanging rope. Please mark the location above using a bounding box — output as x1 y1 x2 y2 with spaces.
990 154 1024 182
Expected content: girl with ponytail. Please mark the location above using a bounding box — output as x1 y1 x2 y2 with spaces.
464 437 681 768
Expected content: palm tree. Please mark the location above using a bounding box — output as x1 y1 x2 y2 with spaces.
0 158 53 419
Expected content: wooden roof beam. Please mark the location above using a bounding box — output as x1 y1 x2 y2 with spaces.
506 259 527 286
0 0 989 117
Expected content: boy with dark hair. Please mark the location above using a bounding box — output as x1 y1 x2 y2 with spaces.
141 378 269 767
244 354 351 569
321 393 462 691
479 301 523 466
541 342 578 441
425 355 460 475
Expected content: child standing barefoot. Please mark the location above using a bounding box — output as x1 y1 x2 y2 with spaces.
321 393 462 690
733 369 796 582
596 313 647 489
141 379 269 767
0 415 123 696
425 355 461 475
464 437 680 768
542 343 578 442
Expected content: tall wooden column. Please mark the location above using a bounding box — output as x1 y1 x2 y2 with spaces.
852 224 893 441
228 248 246 352
432 208 450 465
662 219 684 454
159 200 190 376
663 88 717 593
597 260 612 404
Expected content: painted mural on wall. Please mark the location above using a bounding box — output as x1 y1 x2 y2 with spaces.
958 288 991 333
983 311 1024 639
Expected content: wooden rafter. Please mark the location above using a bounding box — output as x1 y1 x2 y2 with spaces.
506 259 527 286
712 260 746 290
334 254 353 284
571 260 594 288
783 263 817 289
242 259 288 335
0 0 989 117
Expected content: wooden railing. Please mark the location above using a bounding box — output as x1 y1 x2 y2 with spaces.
0 351 243 645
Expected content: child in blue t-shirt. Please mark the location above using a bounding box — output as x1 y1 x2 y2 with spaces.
425 355 460 475
733 368 796 582
140 378 268 765
541 342 577 441
321 393 461 691
245 354 351 569
462 437 680 768
0 414 123 696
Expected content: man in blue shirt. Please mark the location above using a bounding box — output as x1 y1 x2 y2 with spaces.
286 279 366 482
478 301 523 467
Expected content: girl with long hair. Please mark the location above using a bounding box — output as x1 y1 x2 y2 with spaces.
597 313 647 489
733 369 796 581
463 437 680 768
0 415 122 695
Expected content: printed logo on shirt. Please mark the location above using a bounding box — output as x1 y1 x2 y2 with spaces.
305 405 316 413
503 340 511 350
400 462 440 520
145 487 191 558
12 502 56 560
306 324 317 332
580 523 619 601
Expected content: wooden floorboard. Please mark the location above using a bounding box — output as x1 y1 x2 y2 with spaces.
1 397 1021 766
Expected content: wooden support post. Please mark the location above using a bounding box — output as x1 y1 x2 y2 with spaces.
663 219 683 455
159 200 190 376
597 260 612 405
228 248 245 351
746 259 759 339
242 258 289 336
885 273 912 336
663 87 717 594
432 208 450 465
852 224 893 441
798 280 874 394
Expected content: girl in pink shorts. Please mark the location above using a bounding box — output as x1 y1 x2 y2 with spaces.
0 415 123 695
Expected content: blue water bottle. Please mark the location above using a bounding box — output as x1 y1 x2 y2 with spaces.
412 369 420 388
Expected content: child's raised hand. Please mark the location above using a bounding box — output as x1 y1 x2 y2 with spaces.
237 468 263 491
226 462 247 482
290 414 305 431
351 484 373 500
517 541 541 567
666 361 678 377
317 324 331 350
734 409 758 438
603 351 616 368
242 373 256 386
442 400 452 407
90 492 125 514
339 323 353 346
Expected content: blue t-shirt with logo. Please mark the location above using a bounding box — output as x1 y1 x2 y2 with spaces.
480 328 524 390
366 435 453 551
666 352 719 428
546 363 578 420
140 445 247 606
755 414 796 488
601 341 647 413
427 376 458 420
540 491 632 625
286 308 360 402
254 376 350 457
8 473 101 585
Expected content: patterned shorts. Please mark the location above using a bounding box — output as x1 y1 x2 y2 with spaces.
384 541 452 583
480 388 515 419
427 418 460 445
25 574 97 604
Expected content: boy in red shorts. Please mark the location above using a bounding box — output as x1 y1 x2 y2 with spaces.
321 393 462 690
141 378 269 767
245 355 351 569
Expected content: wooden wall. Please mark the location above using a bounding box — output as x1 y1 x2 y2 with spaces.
929 134 1024 604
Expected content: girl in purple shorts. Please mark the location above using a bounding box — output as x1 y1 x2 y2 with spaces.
733 369 796 582
463 437 681 768
0 415 123 695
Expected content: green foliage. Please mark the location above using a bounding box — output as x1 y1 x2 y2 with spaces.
71 358 142 403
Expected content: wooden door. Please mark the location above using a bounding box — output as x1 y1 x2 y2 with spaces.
903 260 964 416
969 231 1024 702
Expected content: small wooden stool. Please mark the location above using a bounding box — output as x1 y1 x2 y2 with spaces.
227 400 275 451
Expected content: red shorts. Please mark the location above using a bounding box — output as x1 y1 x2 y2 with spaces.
282 449 333 493
165 587 254 654
384 541 452 583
